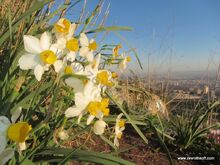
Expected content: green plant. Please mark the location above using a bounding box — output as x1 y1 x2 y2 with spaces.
169 108 219 151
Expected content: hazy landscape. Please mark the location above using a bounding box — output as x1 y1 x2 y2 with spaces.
0 0 219 165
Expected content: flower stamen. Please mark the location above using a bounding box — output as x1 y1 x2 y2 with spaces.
40 50 57 64
66 38 79 52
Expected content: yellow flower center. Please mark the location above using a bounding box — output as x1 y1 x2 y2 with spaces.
7 122 32 143
96 70 113 86
126 56 131 62
111 72 118 79
54 18 71 34
87 101 100 116
118 120 125 128
100 98 110 116
40 50 57 64
64 66 73 74
113 44 122 57
89 41 98 51
66 38 79 52
87 98 109 116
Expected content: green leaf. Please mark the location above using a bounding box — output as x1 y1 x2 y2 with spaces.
106 91 148 144
86 26 132 34
35 148 135 165
147 119 173 165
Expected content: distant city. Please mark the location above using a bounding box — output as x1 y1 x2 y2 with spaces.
123 68 220 102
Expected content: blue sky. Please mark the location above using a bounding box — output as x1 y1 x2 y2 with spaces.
58 0 220 73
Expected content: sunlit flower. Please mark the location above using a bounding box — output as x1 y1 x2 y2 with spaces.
112 44 122 57
54 18 76 37
0 108 31 153
96 70 113 87
86 98 110 125
114 113 125 147
85 53 101 76
119 53 131 71
18 32 57 81
54 59 83 75
65 81 101 123
79 33 98 62
64 63 89 93
52 18 78 62
93 119 107 135
7 122 32 151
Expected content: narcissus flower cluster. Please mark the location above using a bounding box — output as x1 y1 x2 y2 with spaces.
15 18 131 156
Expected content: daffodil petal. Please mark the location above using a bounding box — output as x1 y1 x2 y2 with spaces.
71 62 84 73
65 78 84 93
65 107 82 118
93 120 107 135
79 47 89 57
77 113 83 124
114 136 119 147
75 92 92 108
43 64 50 71
0 116 10 133
66 51 76 62
79 33 89 46
23 35 41 54
68 23 76 37
0 148 14 165
93 53 101 70
18 54 40 70
34 64 44 81
86 115 95 125
53 60 63 73
40 32 51 50
86 52 94 62
0 136 7 153
18 142 26 151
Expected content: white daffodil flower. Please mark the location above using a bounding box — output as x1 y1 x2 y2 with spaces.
119 53 131 72
86 98 110 125
79 33 98 62
52 18 78 62
114 113 125 147
18 32 57 81
63 62 89 93
85 53 101 76
54 58 83 75
54 18 76 39
93 119 107 135
96 69 113 87
65 81 101 123
0 106 31 159
0 107 22 153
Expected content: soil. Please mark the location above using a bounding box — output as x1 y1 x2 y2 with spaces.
66 129 193 165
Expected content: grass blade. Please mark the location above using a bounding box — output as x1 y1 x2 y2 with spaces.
106 91 148 144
